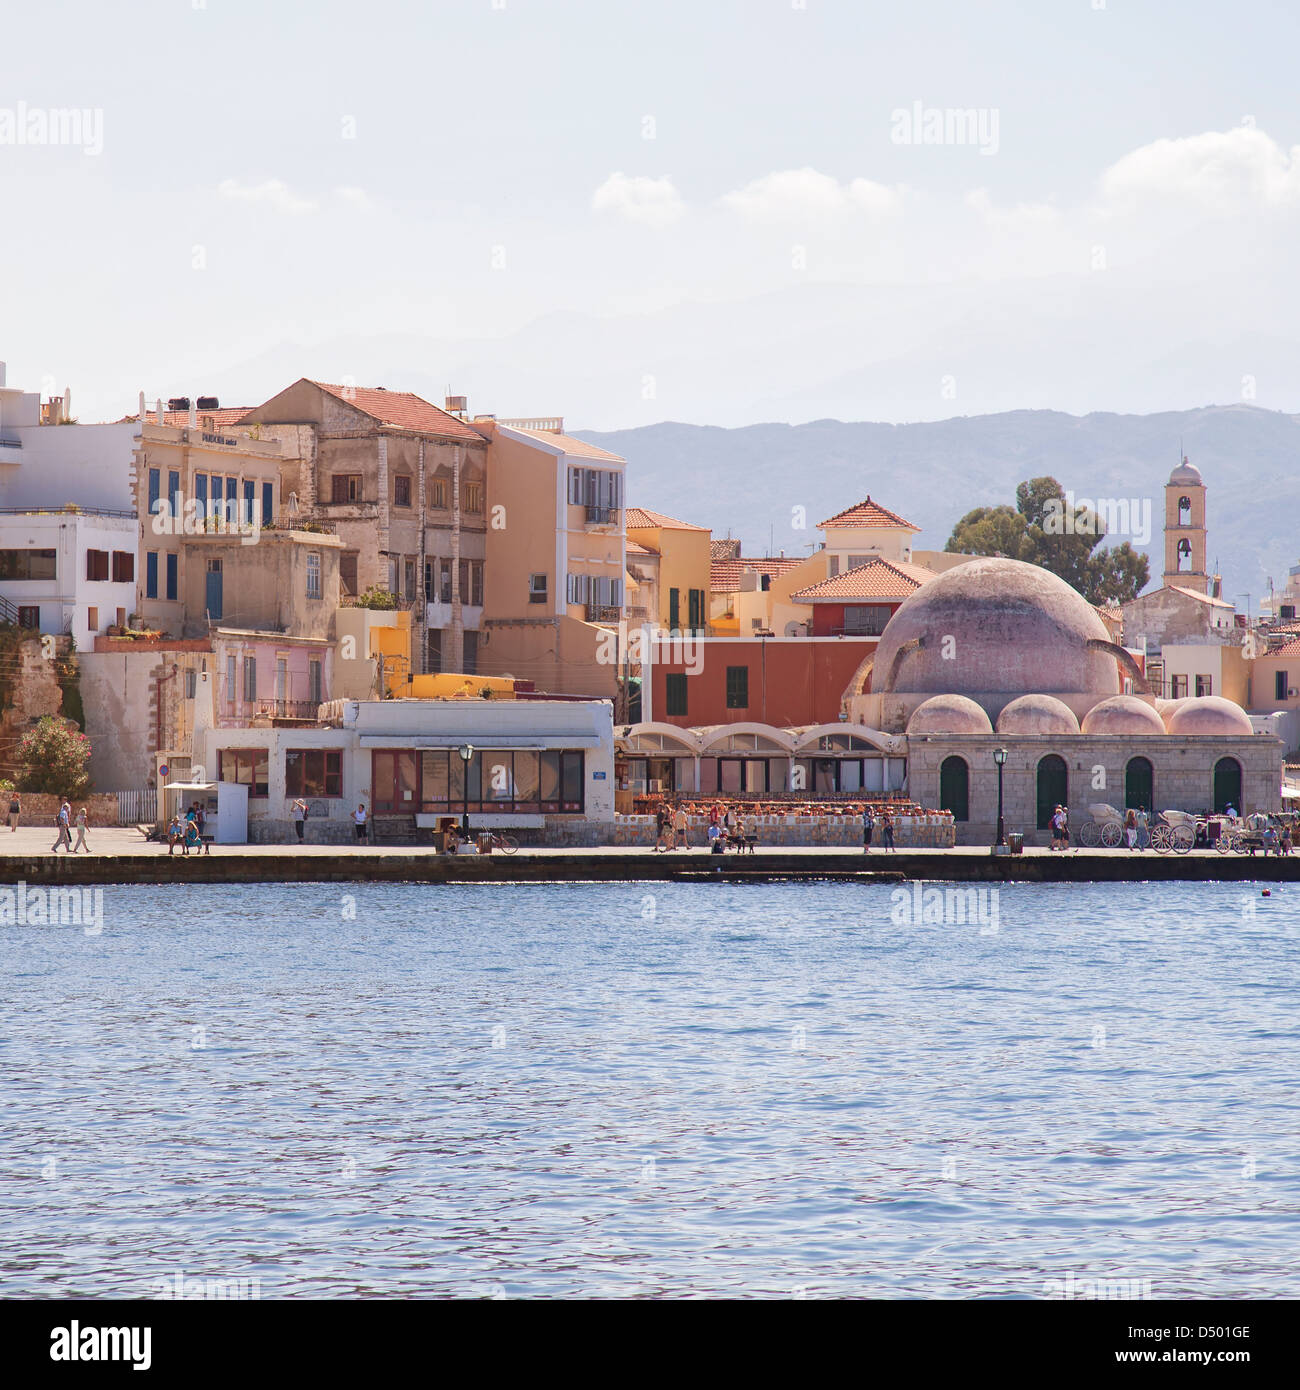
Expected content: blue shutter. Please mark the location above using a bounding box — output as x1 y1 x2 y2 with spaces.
168 471 181 513
145 551 158 598
148 469 161 514
165 553 178 601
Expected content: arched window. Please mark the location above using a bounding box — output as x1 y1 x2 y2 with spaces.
1036 754 1068 830
1125 756 1153 812
1213 757 1242 815
1177 538 1192 572
1178 495 1192 526
939 756 969 822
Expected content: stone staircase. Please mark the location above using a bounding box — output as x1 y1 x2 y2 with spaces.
372 814 421 846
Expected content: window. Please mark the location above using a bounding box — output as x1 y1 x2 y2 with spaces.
306 551 322 600
196 474 208 514
226 654 236 710
529 574 548 605
285 748 343 798
165 553 178 601
394 475 412 507
407 749 584 814
1195 674 1212 697
564 571 622 608
148 468 161 514
1170 674 1188 699
439 559 452 604
431 477 447 508
185 668 197 698
688 588 704 632
1277 670 1290 701
87 607 99 632
145 552 158 598
111 551 134 583
404 559 416 600
243 655 257 702
243 479 255 525
85 550 109 582
340 553 358 597
462 630 478 675
842 604 893 636
0 549 57 580
458 559 483 607
309 659 322 705
725 666 749 709
668 587 680 630
262 481 274 525
169 471 181 514
426 628 442 673
218 748 269 798
464 481 483 513
331 474 362 503
760 574 771 592
567 466 623 522
209 474 223 519
1282 604 1297 622
665 672 688 717
17 606 39 629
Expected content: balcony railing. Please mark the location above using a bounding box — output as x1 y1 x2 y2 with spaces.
0 436 22 449
585 603 622 623
584 506 620 527
253 699 322 722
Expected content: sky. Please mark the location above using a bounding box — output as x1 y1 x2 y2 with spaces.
3 0 1300 428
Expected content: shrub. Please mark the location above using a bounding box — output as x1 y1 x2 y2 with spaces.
16 717 92 799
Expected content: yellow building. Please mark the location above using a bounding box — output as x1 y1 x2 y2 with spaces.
624 507 711 635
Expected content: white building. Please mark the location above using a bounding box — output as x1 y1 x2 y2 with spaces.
201 695 616 845
0 507 138 649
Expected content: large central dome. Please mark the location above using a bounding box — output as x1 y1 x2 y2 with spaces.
873 557 1118 699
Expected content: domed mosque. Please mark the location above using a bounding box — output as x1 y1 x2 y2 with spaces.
849 556 1280 846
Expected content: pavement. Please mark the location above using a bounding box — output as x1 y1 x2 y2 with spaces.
0 824 1262 860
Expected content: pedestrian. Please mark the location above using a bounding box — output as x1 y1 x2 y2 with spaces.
1136 805 1149 851
51 799 72 853
881 810 895 852
72 806 91 853
1124 807 1138 850
1058 805 1070 850
291 797 308 842
654 803 668 852
1281 823 1293 856
862 805 874 853
7 790 19 832
1049 806 1061 851
673 801 689 851
353 802 368 843
167 812 186 856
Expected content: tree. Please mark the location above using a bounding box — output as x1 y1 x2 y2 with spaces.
354 585 398 611
16 717 92 800
947 475 1149 603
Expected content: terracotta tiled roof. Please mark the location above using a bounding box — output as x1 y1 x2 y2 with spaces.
310 381 485 443
1268 639 1300 657
504 426 624 462
1168 584 1235 609
818 495 920 531
143 407 255 428
711 538 742 560
625 506 707 531
710 557 805 594
792 557 933 602
626 540 654 556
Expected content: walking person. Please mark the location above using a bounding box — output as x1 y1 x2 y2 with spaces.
881 810 895 853
51 799 72 853
862 804 874 853
7 791 19 832
673 801 689 851
291 797 308 842
72 806 91 853
1124 807 1138 850
1136 805 1150 851
353 802 368 843
654 803 671 852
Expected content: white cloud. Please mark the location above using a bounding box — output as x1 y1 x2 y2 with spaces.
591 172 684 228
1099 126 1300 211
334 186 374 210
719 167 904 222
217 178 318 215
965 188 1061 232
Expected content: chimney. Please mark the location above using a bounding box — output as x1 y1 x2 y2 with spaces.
139 391 146 421
63 387 71 421
445 394 468 417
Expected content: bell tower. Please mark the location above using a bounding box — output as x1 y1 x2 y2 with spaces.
1163 455 1208 594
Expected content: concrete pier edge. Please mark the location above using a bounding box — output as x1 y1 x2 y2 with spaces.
1 850 1298 885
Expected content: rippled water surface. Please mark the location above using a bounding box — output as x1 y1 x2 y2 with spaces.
3 880 1299 1298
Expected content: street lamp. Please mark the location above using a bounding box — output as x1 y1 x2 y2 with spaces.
992 746 1008 848
458 743 474 837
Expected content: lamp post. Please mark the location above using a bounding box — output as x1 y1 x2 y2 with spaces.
993 746 1008 848
458 743 474 837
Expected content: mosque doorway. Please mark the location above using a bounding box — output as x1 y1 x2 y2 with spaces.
1036 754 1068 830
1125 756 1153 812
1213 757 1242 815
939 756 969 822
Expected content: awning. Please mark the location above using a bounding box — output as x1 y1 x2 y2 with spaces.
357 735 602 750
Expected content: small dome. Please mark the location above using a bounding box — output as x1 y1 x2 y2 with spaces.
996 694 1081 736
1153 697 1188 731
1081 695 1166 736
1166 696 1253 736
906 694 993 735
1169 456 1202 486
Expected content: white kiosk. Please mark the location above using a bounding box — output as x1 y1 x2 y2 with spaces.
162 781 249 845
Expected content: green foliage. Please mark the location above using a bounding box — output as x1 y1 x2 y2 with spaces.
946 475 1150 604
54 651 86 730
354 586 398 610
16 716 92 799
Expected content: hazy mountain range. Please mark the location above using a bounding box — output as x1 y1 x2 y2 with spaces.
577 405 1300 614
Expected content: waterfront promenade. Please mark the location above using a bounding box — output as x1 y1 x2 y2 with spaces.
0 824 1297 882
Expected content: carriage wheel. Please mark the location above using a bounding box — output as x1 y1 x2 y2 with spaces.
1080 822 1101 847
1172 825 1195 854
1100 822 1123 848
1150 825 1173 853
1215 830 1235 854
1234 835 1251 856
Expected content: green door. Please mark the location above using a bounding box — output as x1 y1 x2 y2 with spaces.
1036 755 1067 830
939 756 969 821
1213 758 1241 815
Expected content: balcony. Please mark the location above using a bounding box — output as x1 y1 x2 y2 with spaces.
584 506 620 530
251 699 322 725
585 603 622 624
